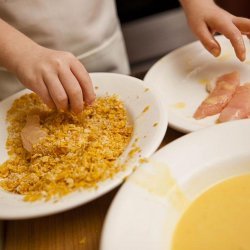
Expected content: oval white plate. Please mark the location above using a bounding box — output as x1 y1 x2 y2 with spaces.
0 72 168 219
144 35 250 133
101 119 250 250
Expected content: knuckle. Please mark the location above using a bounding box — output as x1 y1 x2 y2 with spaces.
54 58 64 69
86 93 96 104
49 54 65 69
24 74 38 86
38 64 50 75
55 94 68 106
70 88 81 97
65 52 75 60
223 26 241 39
231 33 243 45
51 52 75 69
232 28 241 37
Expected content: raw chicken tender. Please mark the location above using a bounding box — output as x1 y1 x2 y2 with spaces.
194 71 240 119
21 114 47 152
219 83 250 122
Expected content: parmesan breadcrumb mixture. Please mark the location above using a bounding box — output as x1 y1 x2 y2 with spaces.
0 93 133 201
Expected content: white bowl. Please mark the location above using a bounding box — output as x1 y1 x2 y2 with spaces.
0 72 168 219
101 119 250 250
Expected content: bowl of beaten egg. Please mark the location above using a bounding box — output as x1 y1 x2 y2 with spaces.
101 119 250 250
0 72 168 219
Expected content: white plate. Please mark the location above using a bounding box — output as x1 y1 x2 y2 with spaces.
144 35 250 133
101 119 250 250
0 72 168 219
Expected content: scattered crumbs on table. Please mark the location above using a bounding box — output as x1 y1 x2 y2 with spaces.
94 86 99 90
79 237 86 245
144 88 149 92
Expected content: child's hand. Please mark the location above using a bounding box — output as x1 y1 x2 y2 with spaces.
15 45 96 113
0 18 95 113
181 0 250 61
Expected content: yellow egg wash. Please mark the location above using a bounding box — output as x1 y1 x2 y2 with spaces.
172 102 186 109
172 174 250 250
198 79 209 85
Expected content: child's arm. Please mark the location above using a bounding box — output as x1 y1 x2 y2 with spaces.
180 0 250 61
0 18 95 113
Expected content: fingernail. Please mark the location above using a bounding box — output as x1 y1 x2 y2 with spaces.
87 95 96 106
239 52 246 61
87 100 95 106
211 48 220 57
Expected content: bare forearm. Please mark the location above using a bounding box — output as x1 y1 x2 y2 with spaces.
0 18 39 73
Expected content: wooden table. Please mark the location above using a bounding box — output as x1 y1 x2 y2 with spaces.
2 128 184 250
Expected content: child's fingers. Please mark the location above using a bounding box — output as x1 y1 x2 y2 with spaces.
58 69 84 114
25 78 56 109
35 81 56 109
216 22 245 61
70 60 96 105
193 22 221 57
30 80 56 109
43 74 69 111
